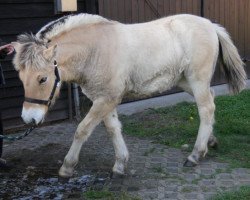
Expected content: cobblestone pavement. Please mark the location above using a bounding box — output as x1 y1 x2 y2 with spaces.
3 121 250 200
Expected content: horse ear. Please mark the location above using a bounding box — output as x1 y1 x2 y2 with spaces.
43 45 57 61
11 42 21 53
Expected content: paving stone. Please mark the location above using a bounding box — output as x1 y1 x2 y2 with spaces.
233 173 250 180
199 179 216 186
141 191 158 199
184 173 199 183
166 167 179 174
200 168 215 176
164 192 179 199
215 163 229 169
203 192 217 200
182 192 201 199
127 186 140 192
158 186 165 192
166 162 179 167
158 192 165 199
232 168 250 174
142 179 159 189
216 173 232 179
164 185 178 192
238 180 250 185
217 180 235 187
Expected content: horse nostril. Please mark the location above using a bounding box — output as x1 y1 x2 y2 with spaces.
31 118 36 125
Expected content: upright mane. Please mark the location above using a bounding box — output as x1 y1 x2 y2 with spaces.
13 14 109 70
36 13 109 41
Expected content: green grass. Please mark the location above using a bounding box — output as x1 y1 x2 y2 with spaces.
211 186 250 200
84 190 113 199
121 90 250 168
83 190 140 200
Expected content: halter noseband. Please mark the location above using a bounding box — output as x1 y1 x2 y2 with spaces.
24 60 61 107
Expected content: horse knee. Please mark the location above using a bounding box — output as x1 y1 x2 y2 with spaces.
105 117 122 134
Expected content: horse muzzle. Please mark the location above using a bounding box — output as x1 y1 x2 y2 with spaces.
21 107 45 125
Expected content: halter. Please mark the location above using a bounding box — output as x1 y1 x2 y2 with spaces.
24 60 61 107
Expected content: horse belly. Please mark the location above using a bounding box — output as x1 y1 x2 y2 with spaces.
126 69 182 99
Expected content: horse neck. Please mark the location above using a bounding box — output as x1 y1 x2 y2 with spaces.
50 35 93 84
49 22 114 84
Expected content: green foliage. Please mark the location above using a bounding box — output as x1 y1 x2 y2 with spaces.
121 90 250 168
211 186 250 200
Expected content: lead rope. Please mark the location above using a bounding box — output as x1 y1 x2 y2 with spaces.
0 121 36 142
0 126 36 142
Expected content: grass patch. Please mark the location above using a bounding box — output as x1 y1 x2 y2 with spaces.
152 166 165 173
83 190 141 200
84 190 113 199
121 90 250 168
211 186 250 200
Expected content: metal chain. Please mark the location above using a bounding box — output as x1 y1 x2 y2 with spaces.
0 126 36 142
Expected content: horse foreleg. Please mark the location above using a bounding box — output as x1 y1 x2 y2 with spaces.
59 98 117 177
104 109 129 175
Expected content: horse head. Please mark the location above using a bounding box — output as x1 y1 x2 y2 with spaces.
12 34 60 125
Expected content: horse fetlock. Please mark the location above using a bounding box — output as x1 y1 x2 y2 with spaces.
58 156 78 177
64 155 78 168
123 151 129 163
201 146 208 157
113 159 126 175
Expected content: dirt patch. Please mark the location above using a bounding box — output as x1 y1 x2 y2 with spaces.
0 127 112 200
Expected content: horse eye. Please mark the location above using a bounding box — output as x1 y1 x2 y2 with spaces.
39 77 47 84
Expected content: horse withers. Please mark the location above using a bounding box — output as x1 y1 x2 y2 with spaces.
11 14 246 177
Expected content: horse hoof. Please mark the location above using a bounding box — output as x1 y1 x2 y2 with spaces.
208 140 218 150
0 159 12 171
59 166 74 178
111 171 125 179
183 159 197 167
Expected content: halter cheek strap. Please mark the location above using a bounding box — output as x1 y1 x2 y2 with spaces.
24 60 61 107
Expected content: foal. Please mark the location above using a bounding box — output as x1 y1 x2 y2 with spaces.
12 13 246 177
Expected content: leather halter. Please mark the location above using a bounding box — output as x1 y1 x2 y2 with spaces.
24 60 61 107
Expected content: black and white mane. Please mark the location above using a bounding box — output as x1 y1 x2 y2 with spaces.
36 13 108 41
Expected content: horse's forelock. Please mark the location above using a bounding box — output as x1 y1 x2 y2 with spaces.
18 33 44 45
15 34 48 71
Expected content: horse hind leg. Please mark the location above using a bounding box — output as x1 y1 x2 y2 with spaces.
178 78 218 151
177 74 216 166
104 109 129 176
184 83 215 166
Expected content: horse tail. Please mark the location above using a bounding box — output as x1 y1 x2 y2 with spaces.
214 24 246 94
